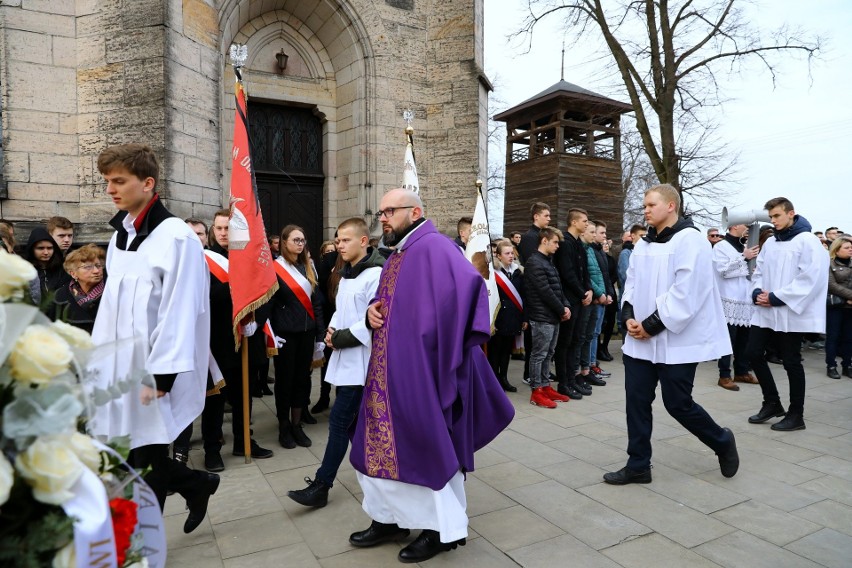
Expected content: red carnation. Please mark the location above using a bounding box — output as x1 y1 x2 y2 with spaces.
109 497 138 566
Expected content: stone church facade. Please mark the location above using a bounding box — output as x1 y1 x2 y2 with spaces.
0 0 489 246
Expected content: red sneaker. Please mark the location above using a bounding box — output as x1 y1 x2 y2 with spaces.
542 385 570 402
530 388 557 408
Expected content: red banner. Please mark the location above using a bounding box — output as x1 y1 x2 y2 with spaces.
228 80 278 347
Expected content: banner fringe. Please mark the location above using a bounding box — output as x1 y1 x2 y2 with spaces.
232 282 279 351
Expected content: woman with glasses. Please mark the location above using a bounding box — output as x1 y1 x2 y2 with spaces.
826 235 852 379
51 243 107 332
271 225 325 448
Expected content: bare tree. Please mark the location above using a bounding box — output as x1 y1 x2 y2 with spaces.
517 0 820 213
486 79 508 237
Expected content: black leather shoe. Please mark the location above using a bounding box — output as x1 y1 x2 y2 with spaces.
398 529 466 563
575 379 592 396
558 381 582 400
204 451 225 473
771 413 806 431
603 466 652 485
287 477 330 508
827 367 841 379
766 354 783 365
349 521 410 548
586 374 606 386
499 378 518 393
233 439 274 459
748 401 786 424
279 424 296 449
598 348 614 362
311 398 330 413
301 407 318 425
292 423 312 447
183 472 220 533
718 428 739 478
261 384 273 396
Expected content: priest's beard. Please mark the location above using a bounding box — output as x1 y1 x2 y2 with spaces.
383 219 413 247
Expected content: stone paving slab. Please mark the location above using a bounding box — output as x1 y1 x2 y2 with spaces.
165 344 851 567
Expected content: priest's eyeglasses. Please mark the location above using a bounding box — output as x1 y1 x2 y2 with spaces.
78 263 105 271
375 206 414 221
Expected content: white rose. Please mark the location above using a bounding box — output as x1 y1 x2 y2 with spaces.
126 560 149 568
65 432 102 473
9 325 74 385
0 249 37 300
51 320 94 350
0 453 13 506
15 436 84 505
52 541 76 568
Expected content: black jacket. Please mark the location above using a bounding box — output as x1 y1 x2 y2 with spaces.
553 231 591 303
25 228 70 307
524 251 569 324
271 260 325 339
494 266 526 336
518 224 542 265
51 282 103 333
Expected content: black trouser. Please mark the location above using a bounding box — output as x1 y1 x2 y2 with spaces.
601 301 618 350
554 315 577 383
624 355 730 470
487 334 513 380
567 304 591 375
718 324 751 378
128 443 206 511
222 365 254 451
745 326 805 415
273 331 314 423
173 393 225 455
523 326 532 379
317 346 333 402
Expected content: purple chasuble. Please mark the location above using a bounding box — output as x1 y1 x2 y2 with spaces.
349 220 515 490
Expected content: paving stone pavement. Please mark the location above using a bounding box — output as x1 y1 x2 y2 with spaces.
165 342 852 567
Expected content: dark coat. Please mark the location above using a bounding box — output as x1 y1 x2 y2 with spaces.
494 266 526 336
518 224 542 265
553 231 591 303
591 243 615 298
24 228 70 307
51 282 103 333
270 260 325 339
524 250 569 324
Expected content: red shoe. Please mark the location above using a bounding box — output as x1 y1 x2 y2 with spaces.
530 388 557 408
542 385 569 402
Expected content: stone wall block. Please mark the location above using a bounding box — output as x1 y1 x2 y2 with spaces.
3 151 30 182
79 133 109 155
52 36 76 68
120 0 165 28
171 130 197 155
6 182 79 202
76 10 122 38
168 64 217 116
2 9 75 37
182 113 217 140
166 29 201 72
200 188 222 207
124 58 165 106
107 126 165 150
97 106 165 133
182 0 218 49
76 36 106 69
7 130 77 155
165 180 202 203
77 63 125 113
164 151 185 183
22 0 75 16
4 29 52 64
7 61 76 113
28 154 79 185
105 27 165 64
6 109 59 133
184 155 219 188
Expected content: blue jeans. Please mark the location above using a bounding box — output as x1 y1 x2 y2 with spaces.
624 355 730 470
529 321 559 389
315 385 363 486
589 304 605 365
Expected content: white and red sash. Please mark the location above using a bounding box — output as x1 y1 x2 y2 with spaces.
204 250 229 283
495 269 523 311
273 257 315 320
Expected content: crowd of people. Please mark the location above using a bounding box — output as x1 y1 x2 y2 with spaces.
1 141 849 562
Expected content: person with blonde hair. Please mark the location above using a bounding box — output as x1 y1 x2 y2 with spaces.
52 243 106 332
825 234 852 378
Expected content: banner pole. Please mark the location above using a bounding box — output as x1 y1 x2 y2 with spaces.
241 336 251 464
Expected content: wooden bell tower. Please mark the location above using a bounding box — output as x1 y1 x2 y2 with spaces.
495 80 632 235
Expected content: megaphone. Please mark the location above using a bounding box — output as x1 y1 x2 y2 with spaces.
721 207 770 228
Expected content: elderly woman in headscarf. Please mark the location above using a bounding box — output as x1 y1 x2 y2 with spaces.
51 243 107 333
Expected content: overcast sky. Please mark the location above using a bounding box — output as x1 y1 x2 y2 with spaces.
484 0 852 234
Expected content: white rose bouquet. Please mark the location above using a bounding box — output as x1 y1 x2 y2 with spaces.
0 256 162 568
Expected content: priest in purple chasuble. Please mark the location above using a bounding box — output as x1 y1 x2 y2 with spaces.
348 188 515 564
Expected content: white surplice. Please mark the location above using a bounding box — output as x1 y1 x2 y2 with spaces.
622 226 731 364
712 238 754 327
750 232 828 333
89 217 210 449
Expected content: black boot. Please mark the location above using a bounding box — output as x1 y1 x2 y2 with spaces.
292 423 312 447
287 476 330 508
827 367 841 379
499 376 517 393
279 421 296 449
398 529 466 563
557 380 582 400
349 521 410 547
748 400 786 424
771 413 806 431
311 396 330 414
301 406 318 424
